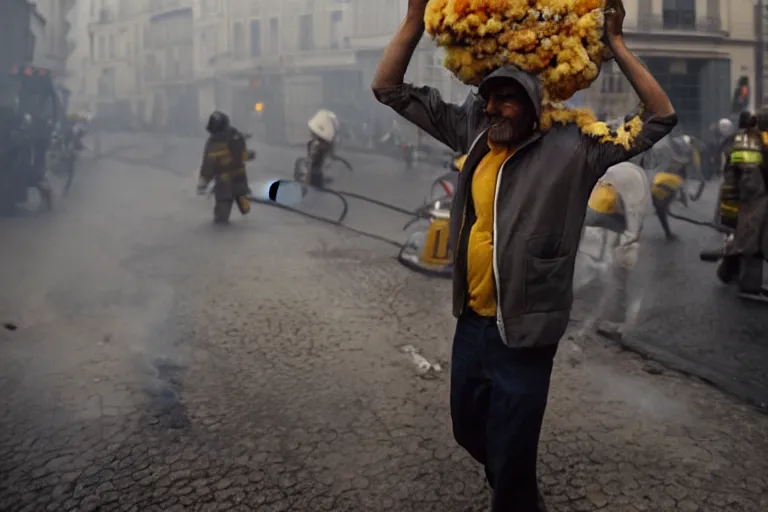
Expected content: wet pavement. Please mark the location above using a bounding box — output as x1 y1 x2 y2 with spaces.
0 133 767 511
619 188 768 411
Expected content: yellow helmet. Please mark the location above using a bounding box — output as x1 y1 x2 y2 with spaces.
585 181 626 232
588 181 619 215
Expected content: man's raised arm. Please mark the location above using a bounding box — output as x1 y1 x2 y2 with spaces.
586 0 677 174
371 0 472 153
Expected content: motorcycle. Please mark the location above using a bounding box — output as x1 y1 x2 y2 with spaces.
47 122 87 196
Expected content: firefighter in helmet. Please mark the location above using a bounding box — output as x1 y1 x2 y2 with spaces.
716 109 768 299
299 109 352 188
197 111 252 224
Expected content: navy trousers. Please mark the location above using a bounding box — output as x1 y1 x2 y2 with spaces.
450 310 557 512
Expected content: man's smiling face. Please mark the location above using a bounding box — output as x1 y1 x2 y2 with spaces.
484 80 537 145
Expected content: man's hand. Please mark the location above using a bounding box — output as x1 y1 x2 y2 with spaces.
603 0 675 119
602 0 625 60
604 0 625 41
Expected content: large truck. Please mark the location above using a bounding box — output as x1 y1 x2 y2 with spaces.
0 64 62 210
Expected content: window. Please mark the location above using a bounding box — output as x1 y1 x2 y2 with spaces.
250 20 261 57
109 35 115 58
97 68 115 97
299 14 313 51
269 17 278 54
200 28 218 67
79 58 87 93
233 23 246 59
201 0 221 16
663 0 696 30
330 10 343 49
98 36 106 59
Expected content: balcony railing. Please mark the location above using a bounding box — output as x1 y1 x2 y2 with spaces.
148 0 193 14
632 14 724 34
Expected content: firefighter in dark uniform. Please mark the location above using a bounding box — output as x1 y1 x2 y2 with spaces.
196 111 252 224
643 127 694 240
716 110 768 299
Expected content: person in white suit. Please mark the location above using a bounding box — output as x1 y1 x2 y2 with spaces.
580 160 650 340
299 109 352 188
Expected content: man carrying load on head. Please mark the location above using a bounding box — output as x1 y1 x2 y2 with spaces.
371 0 676 510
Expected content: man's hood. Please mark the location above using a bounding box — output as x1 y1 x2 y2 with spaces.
478 66 543 121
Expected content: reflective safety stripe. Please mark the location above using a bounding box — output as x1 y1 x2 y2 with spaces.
220 168 246 181
720 202 740 217
730 150 763 164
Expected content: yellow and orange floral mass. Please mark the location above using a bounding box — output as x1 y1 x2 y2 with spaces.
425 0 643 148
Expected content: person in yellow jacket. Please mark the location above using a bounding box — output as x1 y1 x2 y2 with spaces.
640 127 695 240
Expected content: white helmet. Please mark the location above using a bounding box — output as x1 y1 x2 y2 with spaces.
717 118 734 138
308 109 337 142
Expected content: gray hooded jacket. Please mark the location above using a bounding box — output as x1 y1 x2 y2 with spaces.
374 66 677 347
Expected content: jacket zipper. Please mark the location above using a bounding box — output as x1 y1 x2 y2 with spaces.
493 153 515 342
492 133 541 343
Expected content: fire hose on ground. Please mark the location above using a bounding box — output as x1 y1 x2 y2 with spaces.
247 181 406 249
245 179 461 278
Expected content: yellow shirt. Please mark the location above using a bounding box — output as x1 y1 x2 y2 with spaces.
466 140 515 317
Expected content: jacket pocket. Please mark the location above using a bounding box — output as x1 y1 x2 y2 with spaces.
524 247 574 314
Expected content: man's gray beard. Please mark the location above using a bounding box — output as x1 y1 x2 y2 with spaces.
488 122 518 145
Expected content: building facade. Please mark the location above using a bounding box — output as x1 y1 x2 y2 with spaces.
1 1 43 74
349 0 757 141
220 0 357 144
579 0 757 138
82 0 147 127
143 0 196 131
32 0 76 78
67 0 759 141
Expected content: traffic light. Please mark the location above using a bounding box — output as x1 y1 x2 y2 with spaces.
732 76 750 114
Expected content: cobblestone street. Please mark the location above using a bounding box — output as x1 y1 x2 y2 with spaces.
0 137 766 511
